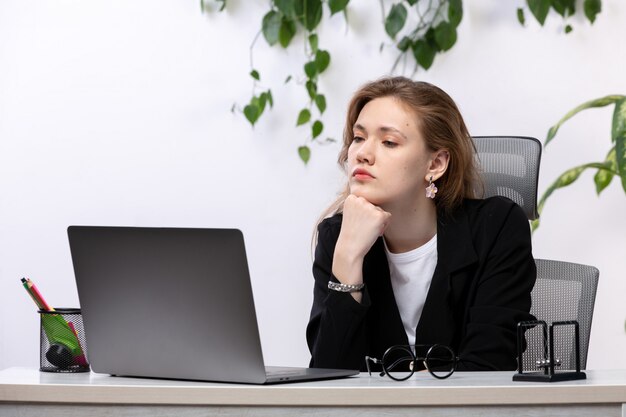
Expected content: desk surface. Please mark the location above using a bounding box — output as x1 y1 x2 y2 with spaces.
1 367 626 406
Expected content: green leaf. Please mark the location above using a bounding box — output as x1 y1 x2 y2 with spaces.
266 89 274 107
262 11 282 46
314 49 331 73
243 104 259 126
611 98 626 141
406 0 418 5
397 36 411 52
517 8 526 25
565 24 573 33
328 0 349 15
279 17 297 47
448 0 463 27
385 3 407 39
252 94 266 116
537 161 608 219
250 69 260 81
297 108 311 126
434 21 457 51
274 0 296 18
412 39 436 70
594 147 617 194
617 134 626 192
304 61 317 78
583 0 602 23
295 0 323 31
308 33 318 53
551 0 575 17
315 94 326 113
527 0 551 25
312 120 323 138
545 95 626 146
285 75 292 84
306 80 317 99
298 145 311 164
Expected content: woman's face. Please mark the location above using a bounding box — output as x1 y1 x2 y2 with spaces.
347 96 436 208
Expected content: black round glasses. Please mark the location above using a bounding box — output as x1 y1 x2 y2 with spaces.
365 344 458 381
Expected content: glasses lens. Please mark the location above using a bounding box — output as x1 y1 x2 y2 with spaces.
383 346 415 381
425 345 456 379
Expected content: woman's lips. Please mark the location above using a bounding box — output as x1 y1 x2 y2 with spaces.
352 168 374 180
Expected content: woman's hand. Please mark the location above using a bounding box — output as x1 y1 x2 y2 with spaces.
331 195 391 302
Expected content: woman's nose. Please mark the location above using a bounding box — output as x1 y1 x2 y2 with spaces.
356 140 375 164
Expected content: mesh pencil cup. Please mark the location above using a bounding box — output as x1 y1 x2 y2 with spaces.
39 308 90 373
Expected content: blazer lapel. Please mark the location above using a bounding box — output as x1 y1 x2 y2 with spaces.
415 207 478 346
363 238 408 354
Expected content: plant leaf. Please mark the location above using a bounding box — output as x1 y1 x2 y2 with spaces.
297 108 311 126
304 61 318 78
262 11 282 46
551 0 575 17
329 0 349 15
448 0 463 27
545 95 626 146
308 33 318 53
434 21 457 51
594 147 617 194
517 8 526 25
611 98 626 141
412 39 436 70
583 0 602 23
306 80 317 99
266 89 274 107
295 0 323 31
536 161 608 222
385 3 407 39
315 49 331 73
274 0 296 18
315 94 326 113
617 134 626 193
312 120 323 139
527 0 551 25
243 104 259 126
298 145 311 164
397 36 411 52
250 69 260 81
565 24 573 33
278 17 297 47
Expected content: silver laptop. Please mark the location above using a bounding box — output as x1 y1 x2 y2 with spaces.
67 226 358 384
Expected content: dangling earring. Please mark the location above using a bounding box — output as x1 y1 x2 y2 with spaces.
425 176 438 199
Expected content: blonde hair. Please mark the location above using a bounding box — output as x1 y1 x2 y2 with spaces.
320 76 481 220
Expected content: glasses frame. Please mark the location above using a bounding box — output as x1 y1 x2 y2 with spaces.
365 344 458 381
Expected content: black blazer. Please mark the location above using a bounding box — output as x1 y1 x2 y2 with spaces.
306 196 536 371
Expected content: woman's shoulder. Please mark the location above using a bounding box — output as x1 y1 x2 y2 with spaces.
460 195 528 227
317 213 343 235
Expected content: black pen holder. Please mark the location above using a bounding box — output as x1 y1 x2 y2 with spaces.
39 308 90 373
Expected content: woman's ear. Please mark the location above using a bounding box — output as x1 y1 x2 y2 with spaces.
426 149 450 181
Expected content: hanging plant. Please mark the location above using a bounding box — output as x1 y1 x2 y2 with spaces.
203 0 602 164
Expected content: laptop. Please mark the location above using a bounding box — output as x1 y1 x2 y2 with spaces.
67 226 358 384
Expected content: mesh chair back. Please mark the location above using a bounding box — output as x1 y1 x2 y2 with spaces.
473 136 542 220
525 259 599 371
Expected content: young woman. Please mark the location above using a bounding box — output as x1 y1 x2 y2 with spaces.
306 77 536 372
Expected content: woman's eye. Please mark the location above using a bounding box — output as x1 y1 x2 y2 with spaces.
383 140 397 148
352 136 364 143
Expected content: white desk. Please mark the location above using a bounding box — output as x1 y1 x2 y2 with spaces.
1 367 626 417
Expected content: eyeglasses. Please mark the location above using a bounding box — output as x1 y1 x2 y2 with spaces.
365 344 458 381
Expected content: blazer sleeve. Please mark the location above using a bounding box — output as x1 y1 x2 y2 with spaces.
456 201 537 371
306 217 371 370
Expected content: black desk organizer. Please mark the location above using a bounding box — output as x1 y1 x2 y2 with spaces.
513 320 586 382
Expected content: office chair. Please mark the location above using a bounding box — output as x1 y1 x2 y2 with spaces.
472 136 599 370
472 136 541 220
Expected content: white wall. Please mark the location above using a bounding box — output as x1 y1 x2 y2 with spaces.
1 0 624 372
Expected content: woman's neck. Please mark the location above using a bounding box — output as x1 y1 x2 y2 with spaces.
383 200 438 254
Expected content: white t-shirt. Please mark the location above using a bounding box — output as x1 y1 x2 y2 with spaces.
384 234 438 346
